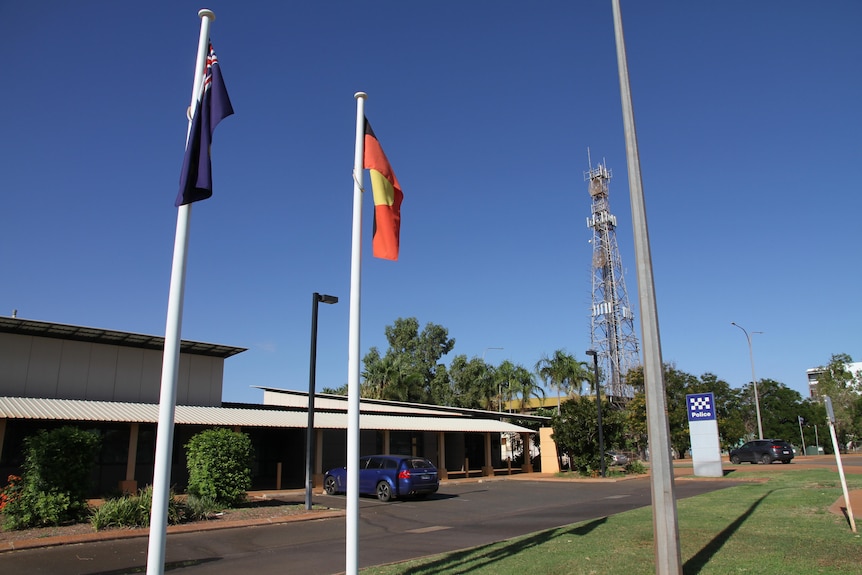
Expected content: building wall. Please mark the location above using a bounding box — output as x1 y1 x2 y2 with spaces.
807 361 862 398
0 332 224 406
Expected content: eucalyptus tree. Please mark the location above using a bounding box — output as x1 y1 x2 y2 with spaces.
361 317 455 403
626 364 741 458
810 353 861 446
445 354 497 409
740 378 810 444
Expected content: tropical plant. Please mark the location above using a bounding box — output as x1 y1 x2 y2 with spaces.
2 426 100 530
90 485 182 530
510 364 545 413
535 350 591 412
0 474 22 512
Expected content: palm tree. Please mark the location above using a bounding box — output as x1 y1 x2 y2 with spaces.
361 354 421 401
494 360 518 412
497 361 545 413
535 349 592 413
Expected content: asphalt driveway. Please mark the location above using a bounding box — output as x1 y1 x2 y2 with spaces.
0 475 737 575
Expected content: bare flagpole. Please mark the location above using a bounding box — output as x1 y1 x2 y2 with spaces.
346 91 367 575
146 10 215 575
610 1 682 573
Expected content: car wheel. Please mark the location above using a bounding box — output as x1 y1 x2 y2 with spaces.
324 476 338 495
730 455 741 465
376 481 392 502
760 454 772 465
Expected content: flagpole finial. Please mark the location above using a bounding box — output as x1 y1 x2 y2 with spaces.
198 9 215 21
354 92 367 101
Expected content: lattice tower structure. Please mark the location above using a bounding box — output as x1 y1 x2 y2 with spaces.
586 161 640 400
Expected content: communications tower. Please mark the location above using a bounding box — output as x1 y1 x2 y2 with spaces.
586 158 640 399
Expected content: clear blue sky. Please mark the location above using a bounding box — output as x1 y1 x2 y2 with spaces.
1 1 859 405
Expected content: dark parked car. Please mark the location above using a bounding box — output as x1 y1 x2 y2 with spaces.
729 439 795 464
606 451 629 466
323 455 439 502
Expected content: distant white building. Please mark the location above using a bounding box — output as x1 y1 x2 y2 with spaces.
807 361 862 398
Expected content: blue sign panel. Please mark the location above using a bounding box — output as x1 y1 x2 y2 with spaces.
687 392 716 422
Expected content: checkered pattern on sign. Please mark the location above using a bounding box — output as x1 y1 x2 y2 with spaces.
689 395 712 412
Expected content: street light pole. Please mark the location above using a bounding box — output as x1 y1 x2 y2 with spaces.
586 350 605 478
731 322 764 440
482 347 503 362
306 292 338 510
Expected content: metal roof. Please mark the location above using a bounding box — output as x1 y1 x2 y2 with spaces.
256 387 552 422
0 397 534 434
0 316 246 358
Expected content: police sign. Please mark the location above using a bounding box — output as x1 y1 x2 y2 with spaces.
687 392 716 422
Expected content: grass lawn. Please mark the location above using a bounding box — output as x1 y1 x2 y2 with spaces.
361 468 861 575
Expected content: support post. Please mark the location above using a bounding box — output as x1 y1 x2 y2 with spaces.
0 419 6 463
120 423 140 494
437 432 448 479
521 432 533 472
482 432 494 476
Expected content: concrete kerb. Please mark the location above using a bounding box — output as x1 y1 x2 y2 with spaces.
0 508 345 553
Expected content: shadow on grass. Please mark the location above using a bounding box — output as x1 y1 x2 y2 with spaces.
396 517 608 575
683 491 771 574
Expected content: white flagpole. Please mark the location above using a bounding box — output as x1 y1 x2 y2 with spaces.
345 91 367 575
146 10 215 575
610 1 681 574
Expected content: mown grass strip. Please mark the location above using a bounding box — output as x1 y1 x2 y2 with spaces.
362 469 862 575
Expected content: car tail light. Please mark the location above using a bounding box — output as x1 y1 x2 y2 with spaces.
771 445 784 450
398 470 411 479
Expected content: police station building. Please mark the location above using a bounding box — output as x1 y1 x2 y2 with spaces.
0 316 538 495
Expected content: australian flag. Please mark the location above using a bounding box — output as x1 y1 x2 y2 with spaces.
175 42 234 206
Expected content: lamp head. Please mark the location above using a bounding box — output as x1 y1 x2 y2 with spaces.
317 294 338 304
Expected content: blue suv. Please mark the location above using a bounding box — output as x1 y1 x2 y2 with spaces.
323 455 440 502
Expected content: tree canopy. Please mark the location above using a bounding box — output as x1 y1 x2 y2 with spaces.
331 316 849 457
361 317 454 404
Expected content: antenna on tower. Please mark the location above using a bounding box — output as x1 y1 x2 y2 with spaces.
585 155 640 400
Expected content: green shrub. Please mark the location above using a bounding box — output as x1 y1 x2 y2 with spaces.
90 486 182 530
625 459 647 475
185 428 253 507
550 397 626 475
2 426 100 530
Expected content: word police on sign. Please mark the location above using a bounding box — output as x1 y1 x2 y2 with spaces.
687 393 716 422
